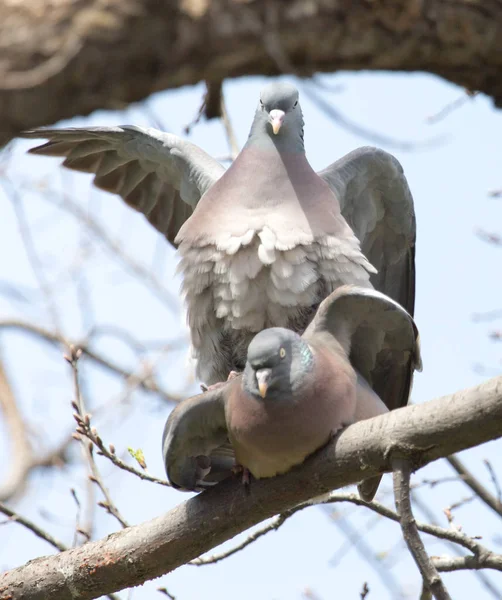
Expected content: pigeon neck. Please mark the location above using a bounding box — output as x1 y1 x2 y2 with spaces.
245 113 305 154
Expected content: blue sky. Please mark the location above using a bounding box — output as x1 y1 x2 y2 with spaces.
1 71 501 599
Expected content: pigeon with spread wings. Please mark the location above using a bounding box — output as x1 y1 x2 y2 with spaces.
21 83 416 383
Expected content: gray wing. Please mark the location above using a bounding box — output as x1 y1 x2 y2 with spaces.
305 285 421 413
318 147 416 316
306 285 421 501
20 126 226 247
162 385 236 492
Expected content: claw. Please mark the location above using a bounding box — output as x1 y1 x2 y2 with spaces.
232 464 251 490
201 371 241 394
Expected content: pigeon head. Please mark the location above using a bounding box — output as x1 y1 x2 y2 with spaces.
259 82 301 135
247 82 304 150
243 327 314 401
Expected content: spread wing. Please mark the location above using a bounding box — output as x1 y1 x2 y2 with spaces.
306 285 421 414
20 126 226 247
318 147 416 316
162 384 236 492
306 284 421 501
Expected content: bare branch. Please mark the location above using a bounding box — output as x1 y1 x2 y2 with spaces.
447 455 502 518
220 91 240 160
476 228 502 247
432 554 502 573
1 177 62 331
360 582 370 599
0 353 33 501
67 346 129 529
38 186 179 313
425 90 478 125
300 83 446 151
393 458 451 599
74 410 170 488
1 376 501 599
190 511 291 566
484 459 502 503
0 319 178 403
0 502 67 552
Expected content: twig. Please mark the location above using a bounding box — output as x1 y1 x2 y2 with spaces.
36 184 179 313
157 587 176 599
70 488 91 546
0 352 33 501
393 458 452 600
203 81 223 120
1 176 63 332
413 475 465 490
141 102 172 133
360 582 370 599
219 91 240 160
483 459 502 503
432 554 502 572
325 505 402 596
476 228 502 246
472 309 502 323
426 90 478 125
300 83 446 152
0 501 67 552
184 81 222 134
412 491 502 600
302 588 323 600
74 414 170 488
0 351 71 502
66 345 129 529
447 455 502 518
192 489 499 576
191 511 291 565
0 319 178 403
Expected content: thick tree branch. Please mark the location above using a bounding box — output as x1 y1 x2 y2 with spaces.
2 0 502 144
1 376 501 600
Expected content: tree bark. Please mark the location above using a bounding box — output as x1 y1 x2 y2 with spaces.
1 0 502 146
1 376 501 600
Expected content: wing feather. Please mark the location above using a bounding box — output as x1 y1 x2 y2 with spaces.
20 126 226 247
162 385 235 492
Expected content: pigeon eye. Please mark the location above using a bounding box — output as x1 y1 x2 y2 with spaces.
279 347 286 359
293 101 298 108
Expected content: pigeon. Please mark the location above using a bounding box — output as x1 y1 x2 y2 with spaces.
162 285 421 499
20 82 416 392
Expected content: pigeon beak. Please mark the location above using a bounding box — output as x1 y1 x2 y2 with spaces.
255 369 271 398
269 110 285 135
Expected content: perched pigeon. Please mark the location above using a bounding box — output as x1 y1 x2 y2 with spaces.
162 285 421 499
20 82 416 405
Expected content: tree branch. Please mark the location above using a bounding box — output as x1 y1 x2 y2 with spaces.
0 354 33 501
2 0 502 144
1 376 501 600
393 458 451 599
0 319 178 403
0 502 67 553
66 346 129 529
446 455 502 518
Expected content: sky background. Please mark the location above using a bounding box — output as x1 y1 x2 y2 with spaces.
0 71 501 599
